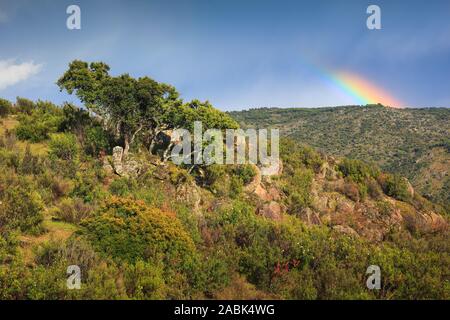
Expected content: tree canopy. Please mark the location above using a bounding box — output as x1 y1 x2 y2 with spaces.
57 60 180 155
57 60 238 156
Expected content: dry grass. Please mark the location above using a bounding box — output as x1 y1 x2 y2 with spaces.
0 116 48 156
19 216 78 265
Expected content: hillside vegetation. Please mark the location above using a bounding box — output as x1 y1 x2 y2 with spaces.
230 105 450 210
0 64 448 300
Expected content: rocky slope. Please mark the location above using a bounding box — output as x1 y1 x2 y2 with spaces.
229 105 450 210
241 154 447 242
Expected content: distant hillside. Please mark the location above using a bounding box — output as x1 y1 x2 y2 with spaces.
229 105 450 210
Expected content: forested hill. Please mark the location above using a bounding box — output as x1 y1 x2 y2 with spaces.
229 105 450 210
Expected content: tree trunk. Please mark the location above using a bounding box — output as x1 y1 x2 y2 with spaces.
162 142 174 162
123 135 130 158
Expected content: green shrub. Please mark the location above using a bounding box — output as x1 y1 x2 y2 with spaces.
0 98 12 117
232 164 256 185
0 174 44 233
338 158 380 183
229 175 243 199
203 164 226 187
16 103 64 142
0 232 20 264
378 173 412 202
80 197 197 266
281 140 324 173
109 177 137 197
367 177 384 200
19 145 43 175
49 133 79 161
84 126 112 156
58 103 91 133
283 167 313 213
376 200 394 217
15 97 35 114
70 170 104 203
123 260 167 299
52 197 93 223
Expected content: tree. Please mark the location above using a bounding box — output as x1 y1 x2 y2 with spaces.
57 60 180 156
163 99 240 167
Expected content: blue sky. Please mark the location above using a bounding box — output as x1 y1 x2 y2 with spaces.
0 0 449 110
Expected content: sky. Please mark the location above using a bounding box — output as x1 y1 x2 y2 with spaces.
0 0 449 111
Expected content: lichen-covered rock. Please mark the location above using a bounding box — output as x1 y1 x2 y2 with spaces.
258 201 283 220
254 184 271 202
112 146 124 176
176 181 202 214
109 146 141 177
259 158 283 176
122 159 140 177
333 225 359 237
301 207 321 225
102 157 114 175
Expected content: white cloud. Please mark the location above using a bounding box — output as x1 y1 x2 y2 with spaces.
0 60 42 90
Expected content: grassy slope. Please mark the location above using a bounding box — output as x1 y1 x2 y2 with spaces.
229 105 450 209
0 116 48 155
0 117 74 264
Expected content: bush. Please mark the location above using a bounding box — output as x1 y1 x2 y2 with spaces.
281 140 324 173
50 177 73 199
15 97 35 114
232 164 256 185
338 158 379 183
109 177 137 197
0 98 12 118
16 102 63 142
84 126 112 156
0 174 44 233
284 168 313 213
123 260 167 299
52 197 93 223
49 133 79 161
19 145 43 175
229 176 243 199
80 197 197 266
367 178 384 200
378 173 412 202
202 164 232 197
339 179 360 202
203 164 226 187
375 200 393 216
58 103 91 133
70 170 104 203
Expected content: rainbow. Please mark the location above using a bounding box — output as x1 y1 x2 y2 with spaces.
328 71 403 108
299 56 404 108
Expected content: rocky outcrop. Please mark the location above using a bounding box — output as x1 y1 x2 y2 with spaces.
260 157 283 177
103 146 141 177
257 201 283 221
176 181 202 214
112 146 123 173
244 161 285 220
301 207 321 225
333 225 359 237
